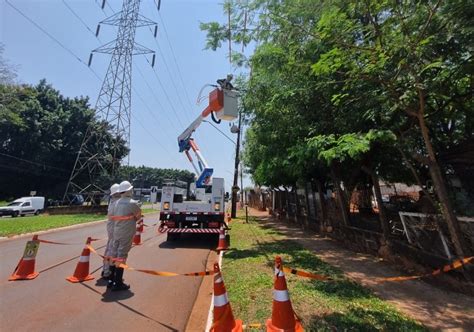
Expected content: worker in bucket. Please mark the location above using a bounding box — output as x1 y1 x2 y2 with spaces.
101 183 120 282
108 180 142 291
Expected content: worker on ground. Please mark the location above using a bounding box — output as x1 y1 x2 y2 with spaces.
101 183 120 282
108 180 141 291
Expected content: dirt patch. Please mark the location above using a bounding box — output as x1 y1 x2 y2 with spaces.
249 208 474 331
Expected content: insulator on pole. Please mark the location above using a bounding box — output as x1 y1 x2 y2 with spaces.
88 53 93 67
154 25 158 38
151 54 156 68
101 0 106 9
95 24 101 37
157 0 161 11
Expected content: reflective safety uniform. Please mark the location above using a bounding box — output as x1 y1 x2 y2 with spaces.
102 196 120 276
108 197 141 262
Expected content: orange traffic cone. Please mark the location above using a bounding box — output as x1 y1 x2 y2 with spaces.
266 256 304 332
137 215 144 233
132 228 142 245
216 228 228 251
66 237 94 283
9 235 40 281
210 263 243 332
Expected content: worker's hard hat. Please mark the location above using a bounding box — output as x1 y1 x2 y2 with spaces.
118 180 133 193
110 183 120 195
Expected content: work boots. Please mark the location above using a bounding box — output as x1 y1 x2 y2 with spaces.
111 267 130 291
106 265 116 288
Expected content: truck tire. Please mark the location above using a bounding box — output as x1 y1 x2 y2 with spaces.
12 211 19 218
34 210 40 215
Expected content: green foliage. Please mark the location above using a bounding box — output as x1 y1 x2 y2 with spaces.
111 165 195 189
0 80 129 200
202 0 474 213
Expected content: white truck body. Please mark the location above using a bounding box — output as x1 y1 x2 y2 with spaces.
159 178 227 240
0 197 45 217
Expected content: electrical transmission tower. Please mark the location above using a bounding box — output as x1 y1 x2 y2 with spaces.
63 0 158 205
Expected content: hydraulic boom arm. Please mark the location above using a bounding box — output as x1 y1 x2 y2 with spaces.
177 78 238 188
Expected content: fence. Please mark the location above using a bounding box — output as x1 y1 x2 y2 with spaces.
246 185 473 283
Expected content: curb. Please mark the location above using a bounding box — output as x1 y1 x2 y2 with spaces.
204 250 224 331
0 210 160 242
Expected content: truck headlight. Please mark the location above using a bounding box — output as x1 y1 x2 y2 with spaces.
163 202 170 210
214 202 220 211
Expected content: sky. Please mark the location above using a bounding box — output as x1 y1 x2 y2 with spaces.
1 0 253 192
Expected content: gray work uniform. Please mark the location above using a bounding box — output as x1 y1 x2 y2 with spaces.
109 197 141 261
104 196 120 258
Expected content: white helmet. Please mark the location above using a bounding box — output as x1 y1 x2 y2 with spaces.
110 183 120 195
118 180 133 193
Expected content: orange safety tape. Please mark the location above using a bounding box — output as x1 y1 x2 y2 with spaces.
282 266 332 281
88 245 214 277
109 214 135 221
376 256 474 283
38 238 101 245
244 323 262 329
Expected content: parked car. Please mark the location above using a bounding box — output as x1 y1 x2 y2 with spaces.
0 197 45 217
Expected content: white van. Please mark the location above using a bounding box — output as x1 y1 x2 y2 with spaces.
0 197 45 217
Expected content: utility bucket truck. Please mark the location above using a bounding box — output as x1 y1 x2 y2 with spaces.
159 76 238 242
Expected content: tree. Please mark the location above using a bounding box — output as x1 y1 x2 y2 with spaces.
0 80 128 199
202 0 473 255
0 44 17 85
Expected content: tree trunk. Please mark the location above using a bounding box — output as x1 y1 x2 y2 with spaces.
316 179 328 230
304 183 311 228
417 89 467 257
294 185 300 224
330 167 350 227
363 166 390 240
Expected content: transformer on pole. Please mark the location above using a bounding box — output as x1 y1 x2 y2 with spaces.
63 0 157 205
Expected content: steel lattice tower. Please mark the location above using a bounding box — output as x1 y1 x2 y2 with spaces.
63 0 157 204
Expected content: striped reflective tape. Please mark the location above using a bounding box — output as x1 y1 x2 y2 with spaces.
273 289 290 302
109 214 135 221
214 293 229 307
79 256 90 263
274 267 285 277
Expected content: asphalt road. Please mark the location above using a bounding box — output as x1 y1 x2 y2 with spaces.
0 212 215 331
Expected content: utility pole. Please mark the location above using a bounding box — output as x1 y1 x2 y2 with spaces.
63 0 157 205
231 110 242 218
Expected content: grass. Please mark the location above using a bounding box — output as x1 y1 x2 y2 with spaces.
0 209 159 237
0 213 107 237
222 214 427 331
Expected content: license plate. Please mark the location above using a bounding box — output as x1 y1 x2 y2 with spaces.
186 216 198 221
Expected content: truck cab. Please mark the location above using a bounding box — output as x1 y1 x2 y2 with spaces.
159 178 226 241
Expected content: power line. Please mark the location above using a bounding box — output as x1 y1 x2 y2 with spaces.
62 0 100 41
134 62 180 134
5 0 101 81
157 10 196 113
203 120 236 145
0 152 70 173
144 56 186 129
130 111 182 166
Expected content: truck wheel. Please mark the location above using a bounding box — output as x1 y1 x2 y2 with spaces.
12 211 19 218
34 210 40 215
20 214 25 217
